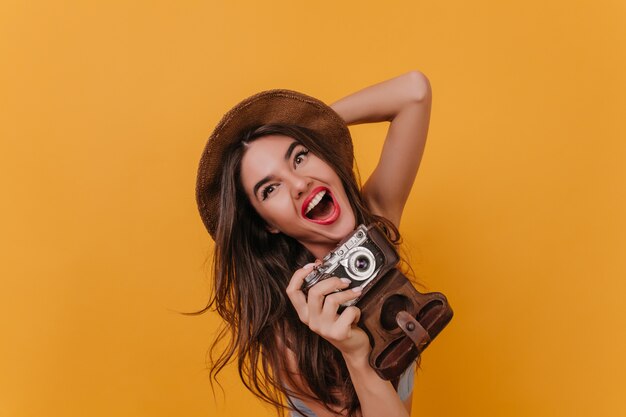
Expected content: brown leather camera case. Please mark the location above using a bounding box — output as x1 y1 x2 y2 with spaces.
357 269 453 381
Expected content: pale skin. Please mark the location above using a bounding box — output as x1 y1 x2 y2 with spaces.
242 71 432 417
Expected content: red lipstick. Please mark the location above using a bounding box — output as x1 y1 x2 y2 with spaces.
301 186 341 225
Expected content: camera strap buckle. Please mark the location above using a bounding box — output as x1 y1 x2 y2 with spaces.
395 310 431 350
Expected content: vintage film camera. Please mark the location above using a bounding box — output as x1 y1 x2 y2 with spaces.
302 224 396 307
302 223 453 381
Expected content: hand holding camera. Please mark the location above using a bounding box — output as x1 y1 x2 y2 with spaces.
286 262 371 358
299 223 454 380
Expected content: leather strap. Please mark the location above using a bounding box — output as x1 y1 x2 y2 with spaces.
396 311 431 350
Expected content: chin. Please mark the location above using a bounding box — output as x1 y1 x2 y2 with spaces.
331 216 357 242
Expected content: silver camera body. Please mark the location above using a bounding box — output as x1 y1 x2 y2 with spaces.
302 224 397 307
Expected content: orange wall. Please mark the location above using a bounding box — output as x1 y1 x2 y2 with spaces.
1 1 625 416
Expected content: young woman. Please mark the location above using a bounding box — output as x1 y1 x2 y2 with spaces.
195 71 432 417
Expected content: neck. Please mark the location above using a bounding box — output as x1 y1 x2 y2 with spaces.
302 241 337 261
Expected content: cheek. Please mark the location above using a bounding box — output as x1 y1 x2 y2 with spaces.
310 158 334 174
251 197 290 227
305 161 341 186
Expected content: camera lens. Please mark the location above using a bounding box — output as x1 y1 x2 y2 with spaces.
342 247 376 282
355 256 370 271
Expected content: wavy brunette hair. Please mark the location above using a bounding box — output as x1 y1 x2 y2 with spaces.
196 124 402 417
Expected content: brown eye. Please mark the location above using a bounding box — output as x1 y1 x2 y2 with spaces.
294 149 309 166
261 184 277 200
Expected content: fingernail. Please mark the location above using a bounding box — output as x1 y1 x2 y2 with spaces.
340 278 351 284
351 286 363 293
303 263 316 269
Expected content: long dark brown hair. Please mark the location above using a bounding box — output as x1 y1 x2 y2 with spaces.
195 124 402 417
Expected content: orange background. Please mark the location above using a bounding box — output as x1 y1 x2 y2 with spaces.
1 1 625 416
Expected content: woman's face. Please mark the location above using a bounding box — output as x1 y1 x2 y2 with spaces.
239 134 356 258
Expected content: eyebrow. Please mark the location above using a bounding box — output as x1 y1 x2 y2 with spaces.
251 141 300 198
284 141 299 162
253 175 272 198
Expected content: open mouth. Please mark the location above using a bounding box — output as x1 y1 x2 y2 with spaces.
302 187 341 225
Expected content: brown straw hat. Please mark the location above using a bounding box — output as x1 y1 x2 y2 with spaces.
196 89 354 239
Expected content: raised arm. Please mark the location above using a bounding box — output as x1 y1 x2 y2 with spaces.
330 71 432 227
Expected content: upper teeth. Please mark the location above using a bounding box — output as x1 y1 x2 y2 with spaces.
305 190 327 214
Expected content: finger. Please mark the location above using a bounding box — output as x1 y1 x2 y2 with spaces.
322 286 363 316
335 306 362 329
286 262 317 293
285 263 317 322
307 277 351 314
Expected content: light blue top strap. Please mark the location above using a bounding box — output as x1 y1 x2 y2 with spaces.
289 396 317 417
288 363 416 417
397 361 416 401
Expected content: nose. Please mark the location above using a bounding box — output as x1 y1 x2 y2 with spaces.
287 172 311 199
